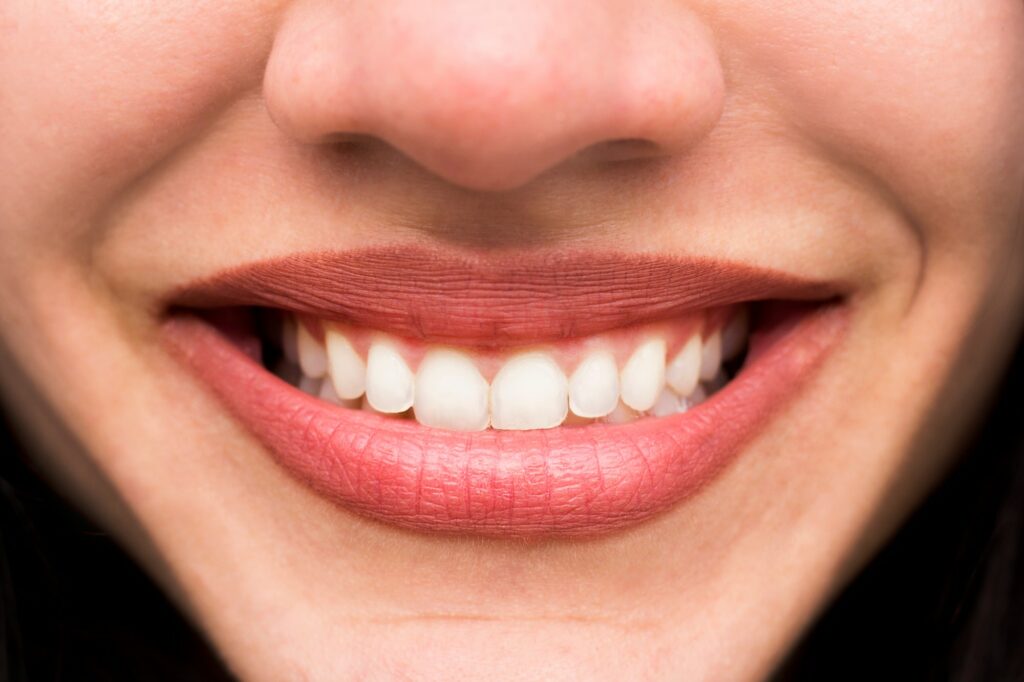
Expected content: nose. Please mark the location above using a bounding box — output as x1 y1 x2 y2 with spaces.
264 1 725 192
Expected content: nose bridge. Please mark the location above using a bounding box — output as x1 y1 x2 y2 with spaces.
264 1 726 191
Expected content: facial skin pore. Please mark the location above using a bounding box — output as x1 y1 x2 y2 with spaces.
1 2 1023 680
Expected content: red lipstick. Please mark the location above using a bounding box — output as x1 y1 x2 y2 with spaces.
164 248 846 536
171 247 835 346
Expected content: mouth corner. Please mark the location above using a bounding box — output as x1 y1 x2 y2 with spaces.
160 248 848 538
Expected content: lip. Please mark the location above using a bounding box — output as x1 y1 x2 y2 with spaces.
163 249 848 536
170 246 836 346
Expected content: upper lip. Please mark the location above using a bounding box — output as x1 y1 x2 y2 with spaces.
162 243 848 535
168 245 840 345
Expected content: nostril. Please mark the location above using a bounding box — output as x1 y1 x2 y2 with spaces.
263 2 725 192
576 138 666 164
320 132 375 146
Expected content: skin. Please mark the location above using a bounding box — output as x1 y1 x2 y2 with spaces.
1 1 1023 679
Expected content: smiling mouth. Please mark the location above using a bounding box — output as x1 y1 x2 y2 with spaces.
162 246 848 537
269 303 745 429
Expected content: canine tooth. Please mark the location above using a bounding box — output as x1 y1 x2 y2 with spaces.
620 338 666 412
568 350 619 418
666 334 701 397
490 352 568 430
650 388 681 417
699 330 722 381
298 375 322 396
414 349 489 431
722 309 749 360
326 328 366 399
601 401 641 424
365 339 414 413
297 323 328 378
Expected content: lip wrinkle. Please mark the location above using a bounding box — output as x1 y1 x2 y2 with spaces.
167 246 839 346
163 301 847 536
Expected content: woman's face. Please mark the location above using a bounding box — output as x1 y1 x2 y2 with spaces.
2 1 1022 679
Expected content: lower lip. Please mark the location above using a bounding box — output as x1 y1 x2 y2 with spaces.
163 303 846 537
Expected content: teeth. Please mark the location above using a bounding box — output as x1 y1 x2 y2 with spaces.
619 337 666 412
297 323 328 378
365 338 414 413
279 308 750 430
665 334 701 397
414 349 490 431
699 330 722 382
318 377 340 404
326 328 366 399
680 385 708 412
298 375 322 396
721 309 749 361
491 352 568 430
568 350 619 418
360 395 391 415
650 388 682 417
563 412 594 426
318 378 361 408
601 401 641 425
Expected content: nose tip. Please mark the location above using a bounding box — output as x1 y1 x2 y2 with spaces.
264 1 725 192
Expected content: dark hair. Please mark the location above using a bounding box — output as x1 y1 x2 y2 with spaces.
2 339 1022 681
0 414 232 680
775 335 1024 681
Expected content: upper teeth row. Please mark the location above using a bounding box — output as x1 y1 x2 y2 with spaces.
286 312 748 432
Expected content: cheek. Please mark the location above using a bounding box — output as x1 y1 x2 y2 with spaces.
0 1 279 251
722 0 1024 253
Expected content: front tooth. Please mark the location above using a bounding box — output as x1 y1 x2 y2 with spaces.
365 339 414 413
699 330 722 381
568 350 619 418
490 352 568 430
620 338 666 412
414 349 489 431
666 334 701 397
297 322 328 378
721 309 749 360
326 328 366 399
